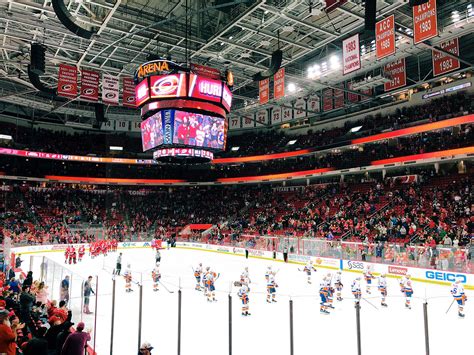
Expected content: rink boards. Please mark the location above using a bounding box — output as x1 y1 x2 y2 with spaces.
11 241 474 290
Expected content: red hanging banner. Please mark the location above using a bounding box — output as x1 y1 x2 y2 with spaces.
413 0 438 44
432 38 460 77
122 77 136 107
384 58 407 92
322 88 333 112
80 69 99 102
57 64 78 98
259 78 269 104
376 15 395 60
273 68 285 100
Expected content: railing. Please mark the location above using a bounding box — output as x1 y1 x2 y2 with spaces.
190 235 473 273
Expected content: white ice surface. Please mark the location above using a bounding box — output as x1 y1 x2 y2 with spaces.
33 247 472 355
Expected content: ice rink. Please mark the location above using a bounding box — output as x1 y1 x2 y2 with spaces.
30 247 472 355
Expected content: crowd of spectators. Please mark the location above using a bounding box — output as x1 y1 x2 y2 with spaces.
1 92 472 161
1 170 472 251
0 269 91 355
1 120 472 181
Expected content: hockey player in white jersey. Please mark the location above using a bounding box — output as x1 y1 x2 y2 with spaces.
265 266 272 282
363 265 375 294
266 271 278 303
378 273 388 307
402 274 413 309
319 276 332 315
240 267 251 285
194 263 203 291
351 277 362 307
303 260 317 284
238 284 251 316
334 271 343 301
451 277 467 318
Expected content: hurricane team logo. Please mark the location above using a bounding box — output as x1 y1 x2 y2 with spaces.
151 75 180 97
82 88 96 96
61 84 73 92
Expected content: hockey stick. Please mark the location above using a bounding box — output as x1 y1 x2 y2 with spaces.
158 281 175 294
361 297 379 310
445 299 455 314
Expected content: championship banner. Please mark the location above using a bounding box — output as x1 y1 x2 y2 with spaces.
384 58 406 92
122 77 136 107
57 64 77 98
259 78 270 104
294 98 306 119
342 34 361 75
242 115 254 128
282 106 292 122
307 95 320 113
334 84 344 110
80 69 99 102
322 88 333 111
413 0 437 44
273 68 285 100
228 117 241 130
271 107 282 125
256 110 269 126
432 38 460 77
346 81 359 103
376 15 395 60
102 74 119 105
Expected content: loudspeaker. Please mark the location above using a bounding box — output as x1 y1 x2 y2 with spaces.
95 103 106 123
27 65 56 96
364 0 376 33
30 43 46 75
52 0 97 39
252 49 283 82
409 0 429 6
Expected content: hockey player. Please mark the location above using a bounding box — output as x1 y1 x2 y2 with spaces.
319 276 333 314
124 264 133 293
351 277 362 307
238 284 251 316
68 246 77 264
451 277 467 318
265 266 272 282
378 274 388 307
240 267 251 286
194 263 203 291
363 265 375 294
205 268 218 302
64 246 70 263
78 245 85 262
402 274 413 309
334 271 343 301
303 260 317 284
399 274 408 293
155 249 161 264
152 264 161 292
266 271 278 303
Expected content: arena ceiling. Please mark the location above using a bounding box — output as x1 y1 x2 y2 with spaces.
0 0 473 125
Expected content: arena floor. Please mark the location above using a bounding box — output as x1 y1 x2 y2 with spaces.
32 247 473 355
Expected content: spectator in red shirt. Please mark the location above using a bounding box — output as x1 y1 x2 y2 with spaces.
0 309 21 355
